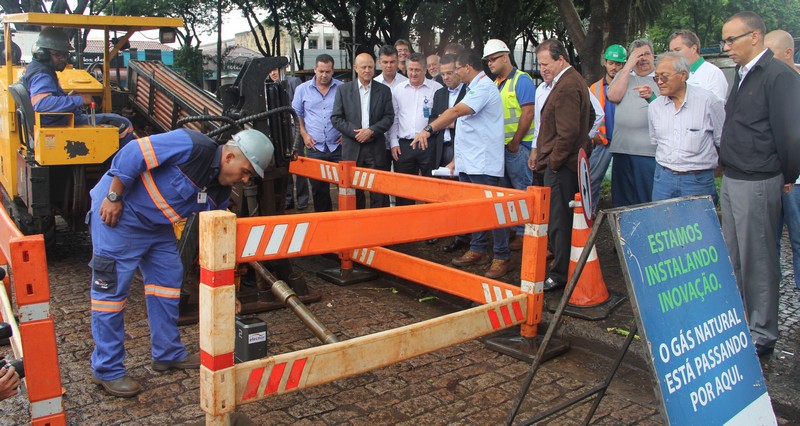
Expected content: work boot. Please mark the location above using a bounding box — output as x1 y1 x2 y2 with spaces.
152 352 201 372
485 259 515 279
92 375 142 398
509 234 524 251
452 250 491 266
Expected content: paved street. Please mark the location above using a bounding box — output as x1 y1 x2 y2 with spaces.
0 219 797 425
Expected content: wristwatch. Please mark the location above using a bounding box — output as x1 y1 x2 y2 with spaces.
423 124 434 134
106 191 121 202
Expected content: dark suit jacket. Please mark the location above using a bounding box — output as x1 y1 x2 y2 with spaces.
535 67 593 173
721 49 800 183
331 80 395 168
429 84 467 167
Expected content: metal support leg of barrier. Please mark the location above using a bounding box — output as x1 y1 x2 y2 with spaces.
483 187 570 362
317 161 378 286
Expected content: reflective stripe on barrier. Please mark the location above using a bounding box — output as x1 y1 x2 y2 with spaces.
30 396 63 419
19 301 51 322
233 294 528 404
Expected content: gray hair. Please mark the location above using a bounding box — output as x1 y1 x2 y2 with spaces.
629 38 654 54
656 52 690 74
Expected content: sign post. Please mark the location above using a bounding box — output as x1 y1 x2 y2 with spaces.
607 196 775 425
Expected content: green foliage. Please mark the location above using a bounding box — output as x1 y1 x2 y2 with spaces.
174 44 205 87
647 0 800 52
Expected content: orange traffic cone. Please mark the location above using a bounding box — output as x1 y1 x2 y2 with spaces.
567 193 610 307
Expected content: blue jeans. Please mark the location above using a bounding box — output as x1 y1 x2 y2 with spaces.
611 153 655 207
782 185 800 289
588 143 612 212
501 144 533 236
458 173 510 260
651 164 718 205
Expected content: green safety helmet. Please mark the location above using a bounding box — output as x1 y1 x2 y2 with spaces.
604 44 627 62
33 27 73 53
230 129 274 178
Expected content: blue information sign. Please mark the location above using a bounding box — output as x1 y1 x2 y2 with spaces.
607 197 775 425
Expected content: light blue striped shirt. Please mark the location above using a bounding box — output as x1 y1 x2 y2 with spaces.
648 85 725 171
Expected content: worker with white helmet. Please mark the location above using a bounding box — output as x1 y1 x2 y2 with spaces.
87 128 273 398
482 39 536 252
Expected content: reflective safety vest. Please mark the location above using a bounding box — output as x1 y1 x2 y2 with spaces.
590 78 609 145
498 69 535 145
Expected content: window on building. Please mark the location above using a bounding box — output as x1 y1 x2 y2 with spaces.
325 39 333 50
308 39 318 49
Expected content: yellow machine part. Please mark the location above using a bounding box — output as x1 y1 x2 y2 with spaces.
33 123 121 166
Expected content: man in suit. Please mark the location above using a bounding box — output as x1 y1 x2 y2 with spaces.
533 39 594 291
429 53 469 252
331 53 395 209
720 12 800 358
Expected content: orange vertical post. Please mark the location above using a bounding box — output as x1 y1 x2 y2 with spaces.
198 211 238 425
10 235 66 426
519 186 549 338
337 161 357 271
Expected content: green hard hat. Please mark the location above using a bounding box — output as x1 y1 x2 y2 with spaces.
34 27 73 53
604 44 627 62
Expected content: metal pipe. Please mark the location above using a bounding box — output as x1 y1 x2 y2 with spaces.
248 262 339 345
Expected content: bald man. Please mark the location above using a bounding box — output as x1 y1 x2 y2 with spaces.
331 53 395 208
765 30 800 72
766 29 800 294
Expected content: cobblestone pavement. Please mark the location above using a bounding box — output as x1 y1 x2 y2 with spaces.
0 219 797 425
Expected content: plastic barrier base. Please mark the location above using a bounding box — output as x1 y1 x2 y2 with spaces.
317 266 378 286
557 291 626 321
481 326 570 363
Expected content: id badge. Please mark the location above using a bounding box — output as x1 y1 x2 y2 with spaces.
197 191 208 204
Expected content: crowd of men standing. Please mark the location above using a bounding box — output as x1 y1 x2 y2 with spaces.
289 11 800 357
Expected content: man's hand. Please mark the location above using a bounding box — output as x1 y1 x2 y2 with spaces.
336 135 343 144
0 366 20 401
354 128 374 143
632 85 653 100
784 183 795 193
302 133 316 150
445 160 455 177
411 130 430 150
527 148 537 171
99 199 123 227
625 45 650 72
506 141 520 154
391 146 401 161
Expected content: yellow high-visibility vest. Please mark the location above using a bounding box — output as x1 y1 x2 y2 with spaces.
498 69 535 145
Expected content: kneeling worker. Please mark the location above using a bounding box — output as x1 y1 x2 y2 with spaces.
88 128 274 397
22 27 134 146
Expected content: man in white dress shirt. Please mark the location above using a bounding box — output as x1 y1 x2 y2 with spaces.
669 30 729 101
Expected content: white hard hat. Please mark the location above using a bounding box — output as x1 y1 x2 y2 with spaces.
483 39 510 59
230 129 274 178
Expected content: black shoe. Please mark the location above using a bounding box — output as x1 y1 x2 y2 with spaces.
152 353 201 372
442 239 467 253
543 277 565 292
755 344 774 358
426 238 439 245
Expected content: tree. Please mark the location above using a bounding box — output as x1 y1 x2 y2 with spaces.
100 0 219 47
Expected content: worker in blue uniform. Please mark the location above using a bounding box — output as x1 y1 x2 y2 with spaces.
21 27 134 146
88 128 274 397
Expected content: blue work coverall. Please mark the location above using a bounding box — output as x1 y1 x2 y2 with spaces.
23 60 134 145
88 129 231 381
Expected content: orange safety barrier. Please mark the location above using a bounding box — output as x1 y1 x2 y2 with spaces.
0 207 66 425
199 158 551 424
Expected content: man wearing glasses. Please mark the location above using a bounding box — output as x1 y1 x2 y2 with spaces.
22 27 134 147
719 12 800 359
647 52 724 204
411 49 511 279
483 39 536 251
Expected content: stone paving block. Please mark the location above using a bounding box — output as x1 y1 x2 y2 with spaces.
458 372 508 394
394 393 443 417
286 397 337 418
364 375 409 395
